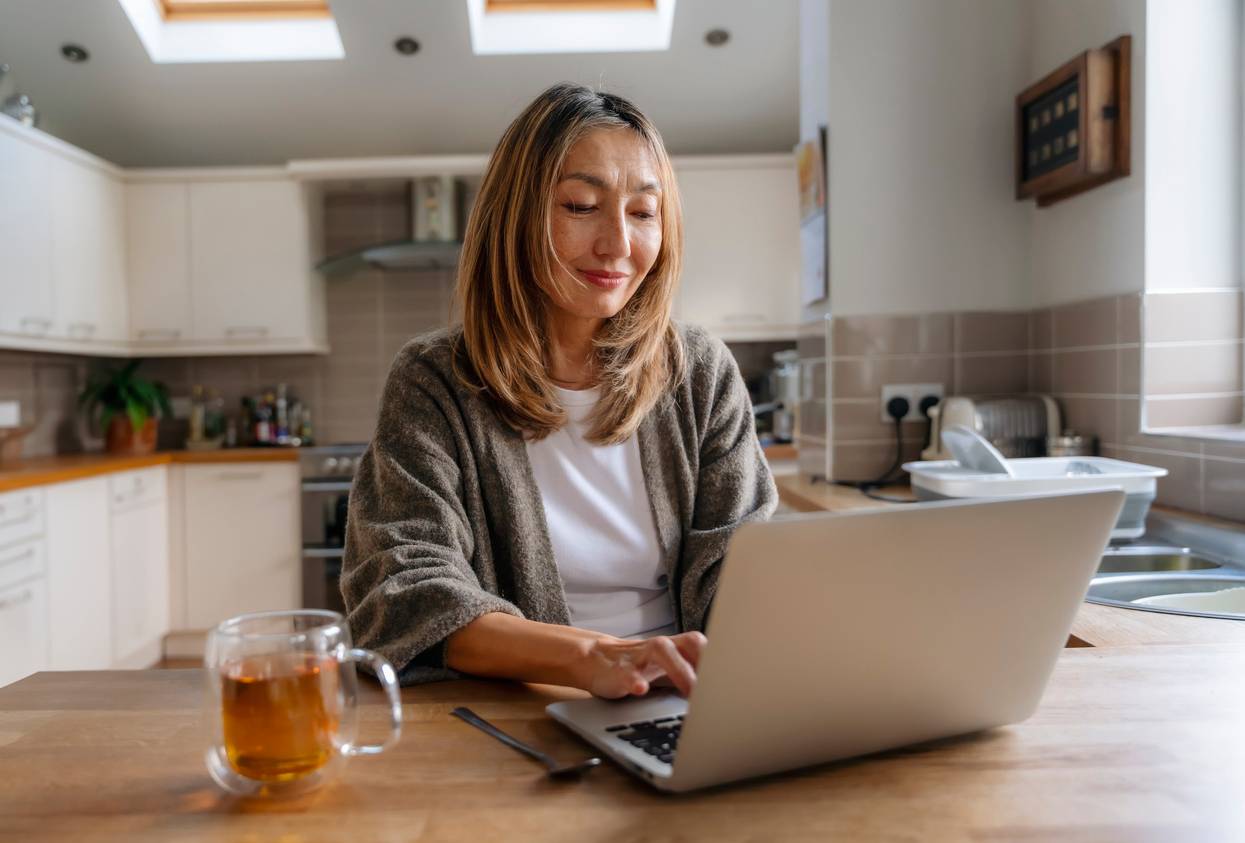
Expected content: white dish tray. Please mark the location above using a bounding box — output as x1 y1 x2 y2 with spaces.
902 456 1168 540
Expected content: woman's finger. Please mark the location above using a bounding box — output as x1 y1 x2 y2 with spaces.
643 636 696 697
670 631 708 668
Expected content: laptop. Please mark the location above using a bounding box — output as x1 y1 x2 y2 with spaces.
546 489 1124 792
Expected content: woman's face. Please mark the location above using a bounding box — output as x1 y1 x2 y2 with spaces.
547 127 663 326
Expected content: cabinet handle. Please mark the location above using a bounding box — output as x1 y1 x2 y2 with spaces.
0 588 33 611
138 329 182 341
216 471 263 481
225 326 269 339
0 510 36 530
69 322 97 338
19 316 52 335
0 547 35 569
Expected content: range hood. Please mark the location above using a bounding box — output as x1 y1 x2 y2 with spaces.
315 239 462 275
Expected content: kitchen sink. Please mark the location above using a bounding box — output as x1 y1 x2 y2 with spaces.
1087 531 1245 620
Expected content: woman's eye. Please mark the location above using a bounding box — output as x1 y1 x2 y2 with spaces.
632 210 657 220
563 203 596 214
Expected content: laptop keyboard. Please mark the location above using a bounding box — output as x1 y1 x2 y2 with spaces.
606 715 683 765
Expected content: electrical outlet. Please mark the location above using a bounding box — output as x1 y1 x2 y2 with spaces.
880 383 944 423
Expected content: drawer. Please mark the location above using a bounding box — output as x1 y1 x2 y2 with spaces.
109 466 167 512
0 488 45 548
0 576 49 688
0 537 46 592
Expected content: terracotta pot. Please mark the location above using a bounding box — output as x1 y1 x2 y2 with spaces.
105 415 158 455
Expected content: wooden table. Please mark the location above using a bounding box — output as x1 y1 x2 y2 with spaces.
2 645 1244 842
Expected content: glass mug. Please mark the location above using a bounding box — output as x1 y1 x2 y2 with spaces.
203 610 402 797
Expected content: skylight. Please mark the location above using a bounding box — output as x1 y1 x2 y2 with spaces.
466 0 675 55
118 0 344 63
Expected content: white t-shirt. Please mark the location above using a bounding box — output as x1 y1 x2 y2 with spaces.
524 385 676 639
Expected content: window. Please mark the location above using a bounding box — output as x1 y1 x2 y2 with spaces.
466 0 674 55
157 0 330 20
118 0 343 62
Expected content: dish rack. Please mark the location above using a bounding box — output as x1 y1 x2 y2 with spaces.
922 395 1061 460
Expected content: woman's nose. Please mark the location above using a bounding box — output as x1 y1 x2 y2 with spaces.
594 209 631 260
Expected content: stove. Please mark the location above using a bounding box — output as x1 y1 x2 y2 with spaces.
299 443 368 613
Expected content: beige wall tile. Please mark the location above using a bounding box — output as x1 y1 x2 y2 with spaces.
1118 293 1141 344
1115 446 1203 512
1117 345 1140 396
1053 348 1117 395
1053 296 1117 349
832 439 924 483
1118 398 1207 454
1145 395 1244 428
919 314 954 354
956 353 1028 395
1144 290 1243 344
833 315 918 356
798 318 828 360
1029 352 1054 394
1029 308 1053 350
796 433 829 481
797 399 827 442
1058 396 1118 448
831 400 928 442
954 312 1029 354
1144 343 1243 395
1203 457 1245 521
1202 438 1245 461
831 356 954 399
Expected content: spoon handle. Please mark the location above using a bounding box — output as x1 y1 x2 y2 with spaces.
451 706 556 768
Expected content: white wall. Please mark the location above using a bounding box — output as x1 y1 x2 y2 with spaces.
1144 0 1241 292
1028 0 1148 307
826 0 1033 316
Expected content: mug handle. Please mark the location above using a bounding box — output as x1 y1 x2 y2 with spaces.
338 647 403 756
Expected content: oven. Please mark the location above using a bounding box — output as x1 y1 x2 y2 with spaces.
299 444 367 614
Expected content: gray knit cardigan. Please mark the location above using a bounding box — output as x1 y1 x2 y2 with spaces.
341 323 777 685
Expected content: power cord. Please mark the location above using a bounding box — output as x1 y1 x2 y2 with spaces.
833 395 939 504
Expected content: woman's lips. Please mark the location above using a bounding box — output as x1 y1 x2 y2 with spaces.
578 270 629 291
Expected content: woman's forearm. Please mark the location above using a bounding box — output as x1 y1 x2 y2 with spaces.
445 612 611 689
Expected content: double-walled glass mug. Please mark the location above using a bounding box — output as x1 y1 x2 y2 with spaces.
204 610 402 797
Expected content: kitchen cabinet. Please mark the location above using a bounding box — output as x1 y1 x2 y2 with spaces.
181 463 301 629
674 157 802 341
109 468 170 668
45 477 113 671
126 182 193 344
0 487 48 688
50 154 129 344
187 179 326 351
0 123 54 339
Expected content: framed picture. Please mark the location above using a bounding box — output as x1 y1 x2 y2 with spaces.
796 126 827 306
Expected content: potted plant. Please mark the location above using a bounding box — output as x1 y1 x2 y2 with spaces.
78 360 172 455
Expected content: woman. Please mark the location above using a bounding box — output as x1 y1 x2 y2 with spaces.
343 83 776 698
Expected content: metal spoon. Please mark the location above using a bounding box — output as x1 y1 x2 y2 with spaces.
451 706 601 779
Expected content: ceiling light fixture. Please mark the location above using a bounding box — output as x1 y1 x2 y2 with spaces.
61 44 90 62
704 28 729 47
394 37 420 56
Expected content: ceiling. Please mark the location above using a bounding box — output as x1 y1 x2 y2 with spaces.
0 0 798 167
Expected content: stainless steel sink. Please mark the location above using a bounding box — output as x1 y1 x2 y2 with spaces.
1088 535 1245 621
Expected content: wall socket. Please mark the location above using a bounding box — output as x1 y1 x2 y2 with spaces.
880 383 944 423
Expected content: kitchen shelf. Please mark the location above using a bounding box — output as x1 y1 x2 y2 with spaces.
315 239 462 275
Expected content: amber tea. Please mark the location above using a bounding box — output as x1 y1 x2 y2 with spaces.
220 653 342 782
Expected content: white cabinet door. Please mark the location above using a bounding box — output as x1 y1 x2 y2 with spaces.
0 576 49 688
183 463 301 629
110 469 170 668
0 125 55 338
188 180 312 344
675 163 802 340
50 156 129 343
45 477 113 671
126 182 192 344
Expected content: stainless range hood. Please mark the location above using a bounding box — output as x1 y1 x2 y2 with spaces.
315 239 462 275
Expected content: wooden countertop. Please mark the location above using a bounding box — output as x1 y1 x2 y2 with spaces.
775 474 1245 648
2 645 1242 842
0 448 300 493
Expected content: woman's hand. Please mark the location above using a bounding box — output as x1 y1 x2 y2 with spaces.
580 632 708 699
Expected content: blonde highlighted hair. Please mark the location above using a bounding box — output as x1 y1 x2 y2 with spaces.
453 82 685 446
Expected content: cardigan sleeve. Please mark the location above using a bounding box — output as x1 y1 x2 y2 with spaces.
676 332 779 632
341 349 524 685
